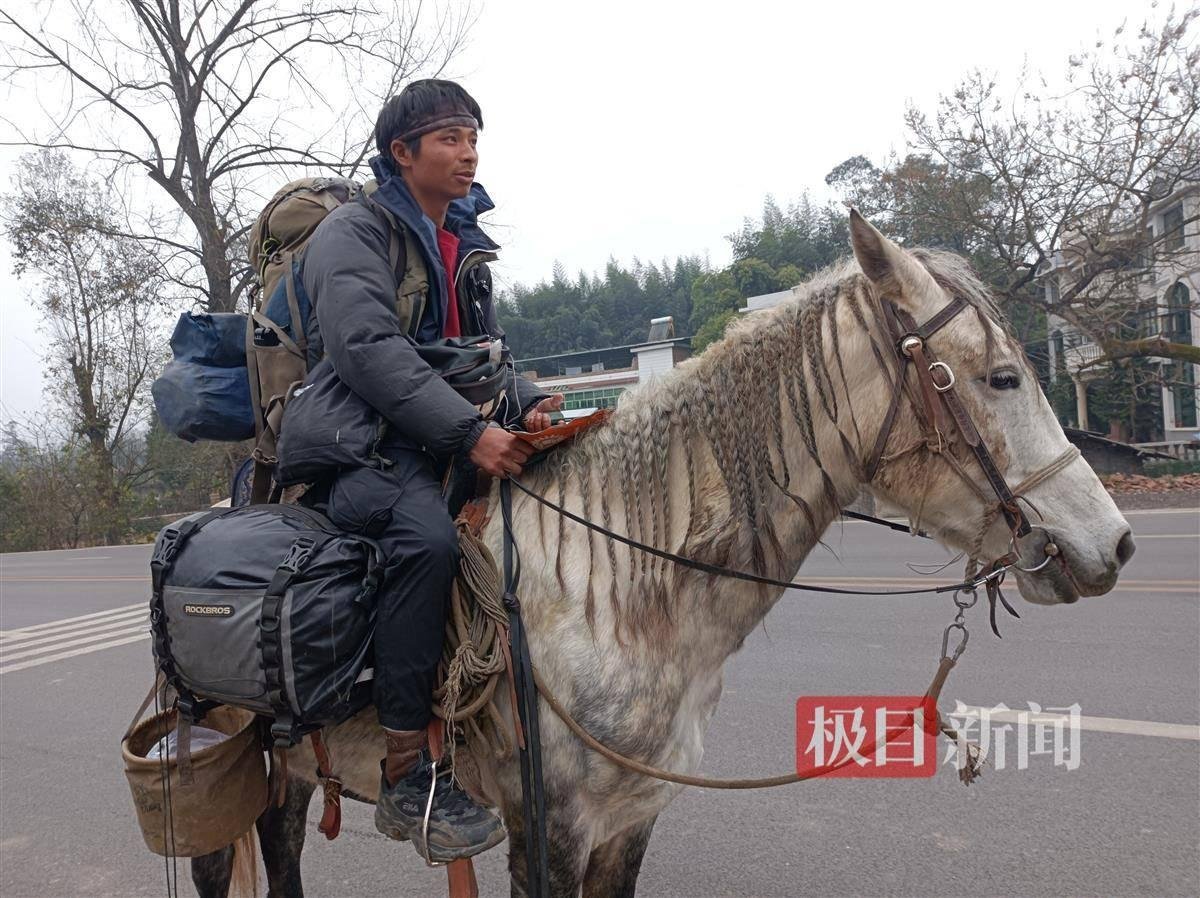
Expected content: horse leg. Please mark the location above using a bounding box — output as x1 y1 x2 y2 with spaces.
580 815 658 898
505 804 590 898
190 844 234 898
256 775 316 898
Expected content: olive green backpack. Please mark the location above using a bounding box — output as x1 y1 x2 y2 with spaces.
246 177 429 500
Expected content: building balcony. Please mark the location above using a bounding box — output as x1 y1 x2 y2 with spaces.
1063 340 1108 378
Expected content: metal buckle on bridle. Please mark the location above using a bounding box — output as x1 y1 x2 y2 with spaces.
900 335 922 357
928 361 955 392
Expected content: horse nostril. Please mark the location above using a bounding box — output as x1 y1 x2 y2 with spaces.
1115 530 1136 568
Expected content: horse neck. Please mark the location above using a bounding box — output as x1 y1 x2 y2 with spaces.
532 272 887 663
668 280 886 656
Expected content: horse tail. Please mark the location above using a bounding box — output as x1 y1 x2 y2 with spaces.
228 827 259 898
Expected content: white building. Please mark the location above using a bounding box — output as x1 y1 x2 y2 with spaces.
1046 181 1199 443
516 317 692 419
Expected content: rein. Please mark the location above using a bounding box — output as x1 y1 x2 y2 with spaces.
510 476 1012 597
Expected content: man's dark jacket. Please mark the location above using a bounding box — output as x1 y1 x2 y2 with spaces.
297 155 546 460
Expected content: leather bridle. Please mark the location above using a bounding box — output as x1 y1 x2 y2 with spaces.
862 293 1082 630
866 293 1067 538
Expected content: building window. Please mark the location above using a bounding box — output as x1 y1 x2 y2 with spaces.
1172 364 1197 429
1165 283 1196 429
1162 204 1185 252
561 387 625 411
1139 227 1155 280
1166 282 1192 343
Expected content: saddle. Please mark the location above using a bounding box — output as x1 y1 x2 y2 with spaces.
444 409 611 521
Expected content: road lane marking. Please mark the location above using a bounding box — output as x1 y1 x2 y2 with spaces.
0 603 154 673
0 601 145 637
0 624 150 663
958 706 1199 741
0 632 150 675
0 576 149 582
1120 508 1199 516
0 542 154 556
1 606 146 642
0 613 149 649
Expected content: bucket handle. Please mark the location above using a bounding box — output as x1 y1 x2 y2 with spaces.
124 672 166 743
124 672 195 786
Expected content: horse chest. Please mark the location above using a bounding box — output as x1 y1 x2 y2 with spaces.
572 665 725 838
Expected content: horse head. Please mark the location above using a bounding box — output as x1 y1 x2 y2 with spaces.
848 210 1134 605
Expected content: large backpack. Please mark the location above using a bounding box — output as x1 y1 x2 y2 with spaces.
151 177 428 463
242 178 429 500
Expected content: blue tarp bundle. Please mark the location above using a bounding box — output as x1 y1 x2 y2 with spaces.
153 312 255 442
168 311 247 368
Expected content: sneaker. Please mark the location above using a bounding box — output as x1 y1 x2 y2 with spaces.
374 749 506 862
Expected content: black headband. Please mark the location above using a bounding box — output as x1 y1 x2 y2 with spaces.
396 113 480 144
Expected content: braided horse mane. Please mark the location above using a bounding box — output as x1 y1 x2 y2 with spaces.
518 248 1013 643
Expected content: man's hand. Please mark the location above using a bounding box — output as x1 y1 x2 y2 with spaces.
522 394 565 432
469 425 534 478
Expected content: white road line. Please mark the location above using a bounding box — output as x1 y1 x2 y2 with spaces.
0 624 150 664
0 542 154 556
1120 507 1200 516
0 632 150 675
0 613 149 650
0 601 145 637
957 706 1200 741
0 607 147 643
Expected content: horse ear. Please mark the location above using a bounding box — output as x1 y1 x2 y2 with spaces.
849 209 938 305
849 209 895 283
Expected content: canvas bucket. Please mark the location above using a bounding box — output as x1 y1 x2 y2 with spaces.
122 703 268 857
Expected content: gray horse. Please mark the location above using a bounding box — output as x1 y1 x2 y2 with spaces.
189 212 1133 897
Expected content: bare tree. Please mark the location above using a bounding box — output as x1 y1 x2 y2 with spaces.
0 419 98 551
1 0 474 312
901 6 1199 367
3 148 170 542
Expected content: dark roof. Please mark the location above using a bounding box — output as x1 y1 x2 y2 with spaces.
1063 428 1173 460
514 337 691 378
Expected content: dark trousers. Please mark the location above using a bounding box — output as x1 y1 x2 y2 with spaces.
320 452 458 731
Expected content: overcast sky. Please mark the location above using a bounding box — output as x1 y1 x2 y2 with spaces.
0 0 1146 421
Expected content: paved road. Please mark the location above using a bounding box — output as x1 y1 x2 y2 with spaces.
1 507 1197 897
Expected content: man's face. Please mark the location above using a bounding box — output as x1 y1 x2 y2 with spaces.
391 125 478 202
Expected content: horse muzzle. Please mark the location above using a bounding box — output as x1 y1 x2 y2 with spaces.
1012 525 1135 605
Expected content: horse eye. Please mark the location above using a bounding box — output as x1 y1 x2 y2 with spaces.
988 370 1021 390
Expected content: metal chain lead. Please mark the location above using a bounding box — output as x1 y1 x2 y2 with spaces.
941 586 977 661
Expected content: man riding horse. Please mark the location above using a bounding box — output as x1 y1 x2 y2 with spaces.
294 79 561 861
